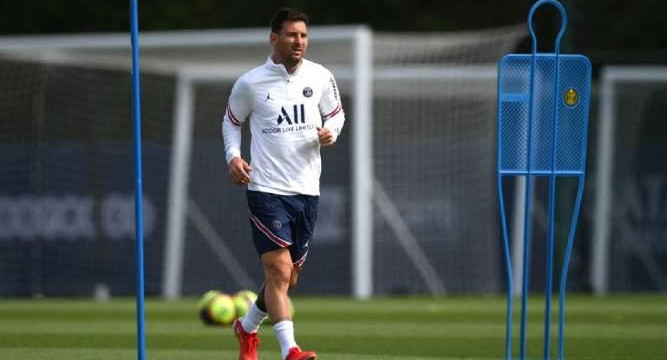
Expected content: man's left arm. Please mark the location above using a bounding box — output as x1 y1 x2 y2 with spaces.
318 70 345 146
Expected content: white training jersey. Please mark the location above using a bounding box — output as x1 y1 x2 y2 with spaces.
222 57 345 196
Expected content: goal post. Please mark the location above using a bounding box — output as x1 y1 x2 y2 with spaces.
6 27 667 299
161 26 375 299
351 27 373 299
160 26 524 298
592 66 667 295
0 24 527 299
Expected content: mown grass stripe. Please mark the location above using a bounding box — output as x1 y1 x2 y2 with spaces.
0 296 665 360
1 320 665 340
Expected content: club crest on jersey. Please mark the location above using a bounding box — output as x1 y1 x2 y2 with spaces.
277 104 306 125
302 87 313 98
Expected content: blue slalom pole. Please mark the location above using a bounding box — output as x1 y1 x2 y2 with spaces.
129 1 146 360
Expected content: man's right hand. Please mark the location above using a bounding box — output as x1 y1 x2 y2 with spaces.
228 157 252 185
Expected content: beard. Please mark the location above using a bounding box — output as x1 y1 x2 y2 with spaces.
285 53 303 67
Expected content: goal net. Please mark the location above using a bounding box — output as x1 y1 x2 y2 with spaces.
592 67 667 294
370 26 525 294
0 55 171 297
167 25 526 296
0 24 526 297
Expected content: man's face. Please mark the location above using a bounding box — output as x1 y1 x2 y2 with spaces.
271 20 308 67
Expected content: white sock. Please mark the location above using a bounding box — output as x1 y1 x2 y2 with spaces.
240 303 268 334
272 320 297 360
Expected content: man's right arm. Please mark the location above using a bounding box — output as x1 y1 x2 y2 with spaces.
222 77 252 184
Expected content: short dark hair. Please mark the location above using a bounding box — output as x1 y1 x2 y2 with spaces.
270 8 309 34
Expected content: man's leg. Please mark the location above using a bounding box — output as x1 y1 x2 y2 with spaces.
242 263 295 333
240 284 268 334
262 249 315 360
261 248 293 324
236 190 284 352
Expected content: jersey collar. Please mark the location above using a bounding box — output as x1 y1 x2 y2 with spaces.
265 56 304 79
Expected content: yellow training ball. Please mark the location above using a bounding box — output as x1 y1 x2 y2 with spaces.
208 293 236 325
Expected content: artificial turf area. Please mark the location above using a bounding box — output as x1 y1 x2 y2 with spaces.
1 295 665 360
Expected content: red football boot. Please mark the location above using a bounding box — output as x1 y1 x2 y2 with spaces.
285 346 317 360
232 318 260 360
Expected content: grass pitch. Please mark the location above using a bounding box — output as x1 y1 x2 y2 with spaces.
1 295 666 360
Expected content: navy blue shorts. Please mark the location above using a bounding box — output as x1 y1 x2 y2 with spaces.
246 190 319 267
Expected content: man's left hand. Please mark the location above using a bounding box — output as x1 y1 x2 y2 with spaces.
317 127 334 147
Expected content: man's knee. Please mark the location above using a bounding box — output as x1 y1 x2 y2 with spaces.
264 258 292 286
